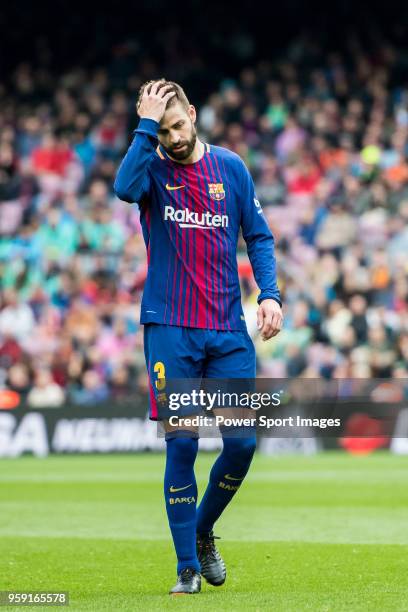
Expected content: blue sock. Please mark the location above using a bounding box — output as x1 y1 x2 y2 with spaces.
196 432 257 535
164 432 200 574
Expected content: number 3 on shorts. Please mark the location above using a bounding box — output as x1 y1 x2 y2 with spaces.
154 361 166 390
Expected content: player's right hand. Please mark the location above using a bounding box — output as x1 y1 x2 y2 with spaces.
137 81 176 122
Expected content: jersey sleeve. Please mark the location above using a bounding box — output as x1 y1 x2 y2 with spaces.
239 161 282 307
113 118 159 204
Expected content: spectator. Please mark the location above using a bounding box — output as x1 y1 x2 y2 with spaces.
7 362 31 399
27 369 65 408
0 290 35 343
0 27 407 406
71 369 109 405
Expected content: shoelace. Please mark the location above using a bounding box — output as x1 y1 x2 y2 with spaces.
198 534 221 560
180 568 197 582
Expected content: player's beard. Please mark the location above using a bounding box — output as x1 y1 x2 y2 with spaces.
163 122 197 161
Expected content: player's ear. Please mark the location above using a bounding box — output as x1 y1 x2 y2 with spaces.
188 105 196 123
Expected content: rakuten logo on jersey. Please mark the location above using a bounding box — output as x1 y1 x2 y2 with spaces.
164 206 228 229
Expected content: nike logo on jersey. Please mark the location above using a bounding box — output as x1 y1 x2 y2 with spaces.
224 474 244 481
166 183 185 191
169 484 192 493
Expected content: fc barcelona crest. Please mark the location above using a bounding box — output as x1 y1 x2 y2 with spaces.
208 182 225 200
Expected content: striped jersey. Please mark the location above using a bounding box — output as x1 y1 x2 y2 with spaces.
114 118 281 330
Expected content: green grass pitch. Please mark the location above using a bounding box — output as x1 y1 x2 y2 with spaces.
1 452 408 611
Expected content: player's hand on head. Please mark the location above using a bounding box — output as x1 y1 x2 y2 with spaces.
257 299 283 341
137 81 176 122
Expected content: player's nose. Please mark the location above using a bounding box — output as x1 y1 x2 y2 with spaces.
169 131 180 144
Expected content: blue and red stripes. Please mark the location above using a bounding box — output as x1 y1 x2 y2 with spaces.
139 145 258 331
160 149 232 329
202 152 230 330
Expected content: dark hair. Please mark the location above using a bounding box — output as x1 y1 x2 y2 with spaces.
136 79 190 112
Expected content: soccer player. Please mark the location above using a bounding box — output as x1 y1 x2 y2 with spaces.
114 80 283 595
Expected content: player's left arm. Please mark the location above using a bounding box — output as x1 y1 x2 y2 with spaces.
239 162 283 341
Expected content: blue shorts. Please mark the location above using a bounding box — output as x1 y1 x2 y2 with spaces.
144 324 256 420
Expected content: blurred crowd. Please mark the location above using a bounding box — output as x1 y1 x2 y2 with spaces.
0 33 407 408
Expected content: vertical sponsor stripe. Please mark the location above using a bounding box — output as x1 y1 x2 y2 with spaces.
201 153 223 329
221 156 236 330
200 154 218 328
195 159 212 327
213 153 232 330
208 154 230 329
164 165 172 322
175 165 187 326
181 166 192 327
189 164 199 327
169 164 179 325
185 164 199 327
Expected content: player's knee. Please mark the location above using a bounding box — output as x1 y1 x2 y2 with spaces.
222 435 257 463
166 435 198 465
